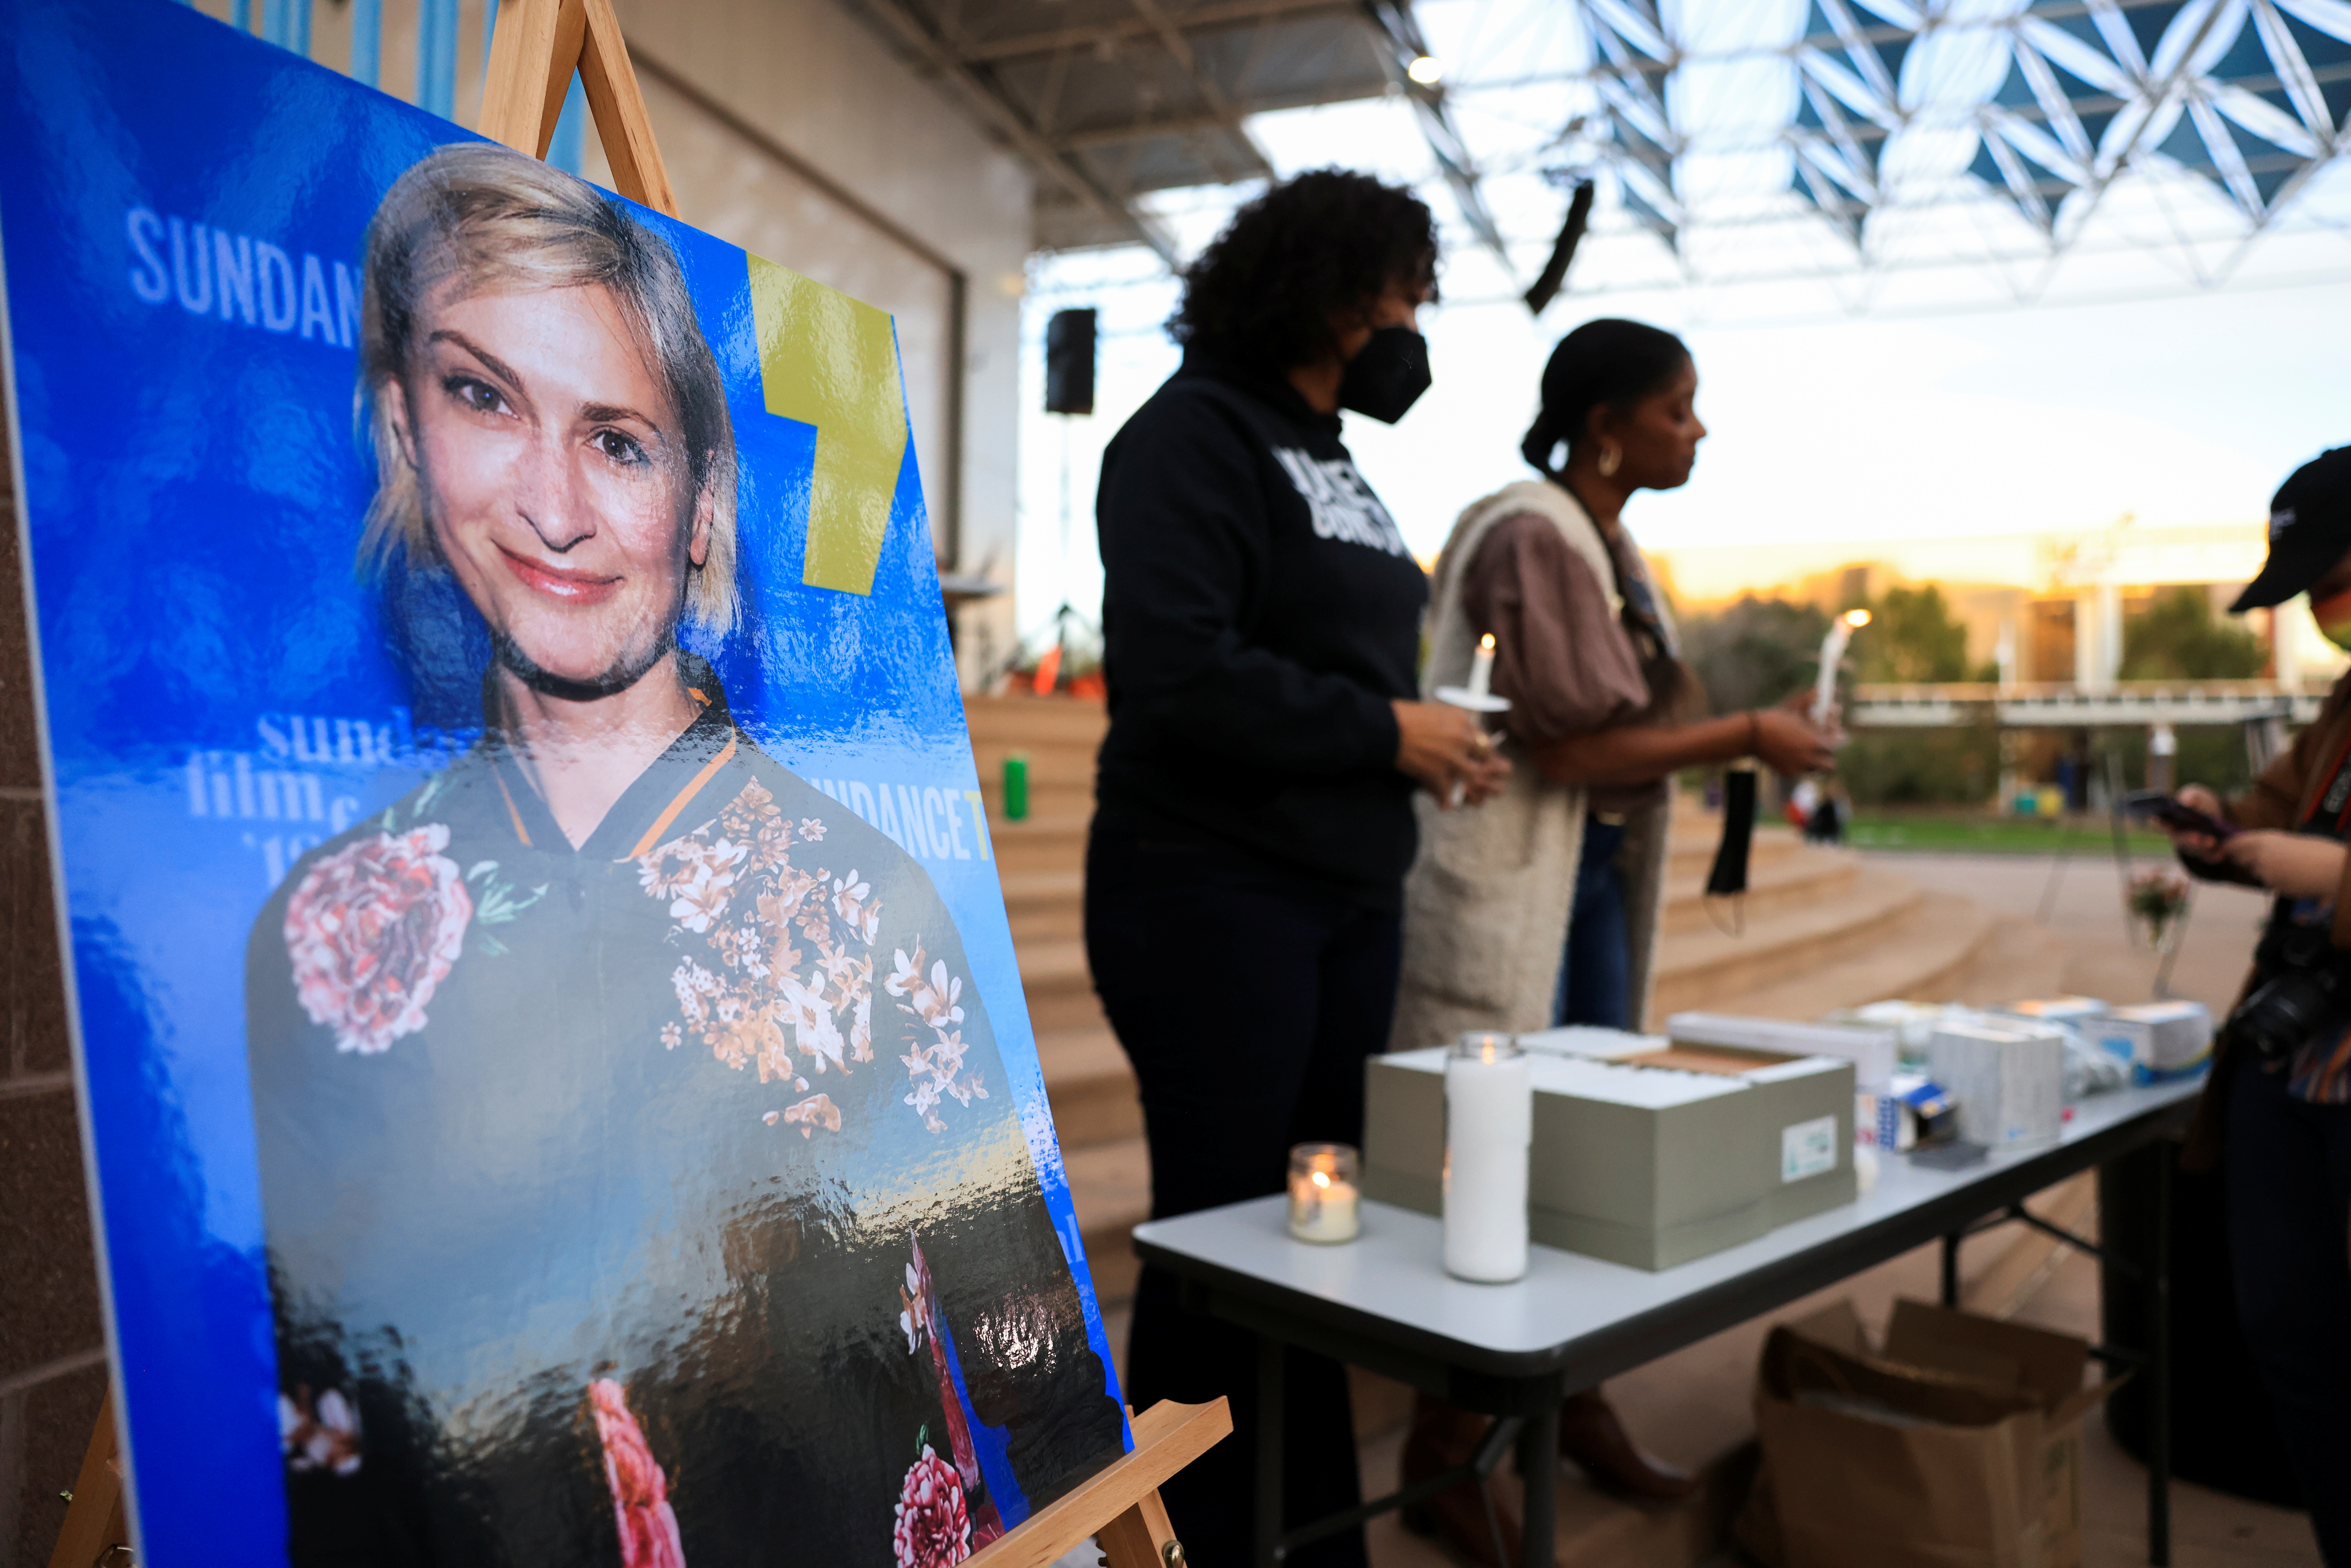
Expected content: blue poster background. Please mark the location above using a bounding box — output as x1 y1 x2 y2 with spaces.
0 0 1121 1557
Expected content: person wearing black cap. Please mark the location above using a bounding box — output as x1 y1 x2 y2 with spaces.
2156 445 2351 1564
1087 168 1509 1568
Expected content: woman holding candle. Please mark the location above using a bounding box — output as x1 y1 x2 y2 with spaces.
1390 318 1838 1560
1086 168 1509 1568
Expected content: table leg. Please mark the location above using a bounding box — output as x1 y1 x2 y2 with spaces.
1941 1229 1961 1308
2149 1144 2173 1567
1515 1385 1560 1568
1256 1335 1283 1567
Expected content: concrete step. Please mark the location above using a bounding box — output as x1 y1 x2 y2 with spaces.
1648 869 1926 1019
1666 823 1802 878
962 694 1109 748
1065 1135 1149 1307
969 738 1099 786
1691 890 1997 1023
1659 847 1860 936
985 812 1090 877
1002 868 1086 945
1037 1025 1140 1149
976 780 1097 822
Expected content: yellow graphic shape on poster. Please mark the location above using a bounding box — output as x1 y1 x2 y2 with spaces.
748 256 909 596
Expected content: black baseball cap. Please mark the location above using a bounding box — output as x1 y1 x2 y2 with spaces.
2232 445 2351 611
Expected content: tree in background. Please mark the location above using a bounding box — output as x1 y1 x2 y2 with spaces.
1856 584 1972 684
2119 586 2268 680
1679 594 1827 715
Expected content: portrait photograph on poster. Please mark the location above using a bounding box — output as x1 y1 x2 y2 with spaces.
0 0 1132 1562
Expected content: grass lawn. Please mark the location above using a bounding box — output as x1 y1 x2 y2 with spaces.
1843 813 2177 857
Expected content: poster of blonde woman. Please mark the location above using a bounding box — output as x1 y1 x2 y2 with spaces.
0 1 1126 1562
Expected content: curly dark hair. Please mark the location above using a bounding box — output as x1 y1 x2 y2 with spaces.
1167 168 1439 374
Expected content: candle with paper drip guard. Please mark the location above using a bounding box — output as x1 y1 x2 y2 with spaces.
1434 633 1511 807
1442 1032 1532 1282
1467 631 1496 700
1812 608 1871 728
1287 1143 1361 1243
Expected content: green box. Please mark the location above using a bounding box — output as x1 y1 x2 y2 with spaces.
1362 1039 1855 1272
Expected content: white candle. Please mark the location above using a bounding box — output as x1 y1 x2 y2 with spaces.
1812 608 1870 727
1288 1143 1362 1243
1467 632 1497 701
1442 1032 1531 1283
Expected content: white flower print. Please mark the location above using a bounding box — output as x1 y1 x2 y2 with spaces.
641 780 980 1133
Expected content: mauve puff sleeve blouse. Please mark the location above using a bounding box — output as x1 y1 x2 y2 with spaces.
1457 510 1684 814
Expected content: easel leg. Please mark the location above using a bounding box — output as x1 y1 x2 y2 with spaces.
46 1386 124 1568
1098 1486 1181 1568
1514 1385 1560 1568
1255 1335 1283 1566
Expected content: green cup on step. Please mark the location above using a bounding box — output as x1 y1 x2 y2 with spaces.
1003 752 1029 821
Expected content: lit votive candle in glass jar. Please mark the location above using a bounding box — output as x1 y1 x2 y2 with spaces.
1287 1143 1361 1244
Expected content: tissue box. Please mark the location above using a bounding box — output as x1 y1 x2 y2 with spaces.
1929 1021 2066 1151
2090 1001 2212 1082
1994 995 2111 1027
1664 1011 1900 1091
1363 1038 1855 1271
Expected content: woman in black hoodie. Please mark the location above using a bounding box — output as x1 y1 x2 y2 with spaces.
1087 168 1507 1567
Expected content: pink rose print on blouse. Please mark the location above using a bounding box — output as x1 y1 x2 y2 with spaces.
590 1379 686 1568
283 824 473 1055
893 1445 971 1568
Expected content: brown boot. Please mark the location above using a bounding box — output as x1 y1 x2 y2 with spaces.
1557 1387 1697 1502
1399 1393 1525 1565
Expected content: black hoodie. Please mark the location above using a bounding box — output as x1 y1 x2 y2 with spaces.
1093 350 1431 899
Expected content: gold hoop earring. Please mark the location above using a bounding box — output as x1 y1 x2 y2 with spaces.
1596 441 1622 479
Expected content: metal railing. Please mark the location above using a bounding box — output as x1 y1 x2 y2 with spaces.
1848 680 2326 728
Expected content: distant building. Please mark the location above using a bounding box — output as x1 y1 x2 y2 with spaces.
1653 519 2348 693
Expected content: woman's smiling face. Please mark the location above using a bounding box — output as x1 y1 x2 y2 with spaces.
390 282 710 695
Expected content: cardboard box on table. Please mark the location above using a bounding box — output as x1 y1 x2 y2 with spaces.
1663 1011 1902 1091
1362 1031 1855 1270
1737 1298 2121 1568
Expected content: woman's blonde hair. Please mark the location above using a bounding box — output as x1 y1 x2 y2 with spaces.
356 143 738 636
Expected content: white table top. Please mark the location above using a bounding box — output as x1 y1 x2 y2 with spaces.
1130 1075 2204 1380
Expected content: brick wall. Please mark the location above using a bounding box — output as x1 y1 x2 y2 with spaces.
0 427 109 1568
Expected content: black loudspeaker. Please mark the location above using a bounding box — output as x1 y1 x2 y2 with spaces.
1045 307 1096 415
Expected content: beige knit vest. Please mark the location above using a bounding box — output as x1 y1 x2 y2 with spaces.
1387 479 1673 1052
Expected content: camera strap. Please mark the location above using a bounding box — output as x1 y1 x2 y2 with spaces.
2304 720 2351 831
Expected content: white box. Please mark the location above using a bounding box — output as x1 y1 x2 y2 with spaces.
2091 1001 2213 1081
1665 1011 1900 1091
1994 996 2111 1027
1363 1040 1856 1270
1929 1022 2067 1151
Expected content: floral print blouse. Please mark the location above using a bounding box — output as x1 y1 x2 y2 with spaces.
246 665 1121 1567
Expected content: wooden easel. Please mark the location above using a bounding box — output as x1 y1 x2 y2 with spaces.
53 1385 1226 1568
50 5 1229 1564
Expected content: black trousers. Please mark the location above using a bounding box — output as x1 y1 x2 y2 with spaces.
2226 1046 2351 1564
1085 823 1399 1568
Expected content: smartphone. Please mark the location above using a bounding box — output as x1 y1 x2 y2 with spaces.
2123 789 2236 841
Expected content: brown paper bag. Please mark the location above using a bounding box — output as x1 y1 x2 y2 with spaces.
1742 1300 2119 1568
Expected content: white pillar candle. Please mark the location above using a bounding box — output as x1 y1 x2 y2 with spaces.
1466 632 1497 701
1288 1143 1361 1243
1442 1032 1531 1283
1812 608 1870 727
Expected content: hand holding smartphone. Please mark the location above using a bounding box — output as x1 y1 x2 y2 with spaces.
2124 789 2236 842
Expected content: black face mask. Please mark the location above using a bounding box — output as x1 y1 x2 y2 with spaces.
1336 325 1431 424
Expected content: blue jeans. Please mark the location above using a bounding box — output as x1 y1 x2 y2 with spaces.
1553 816 1631 1029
